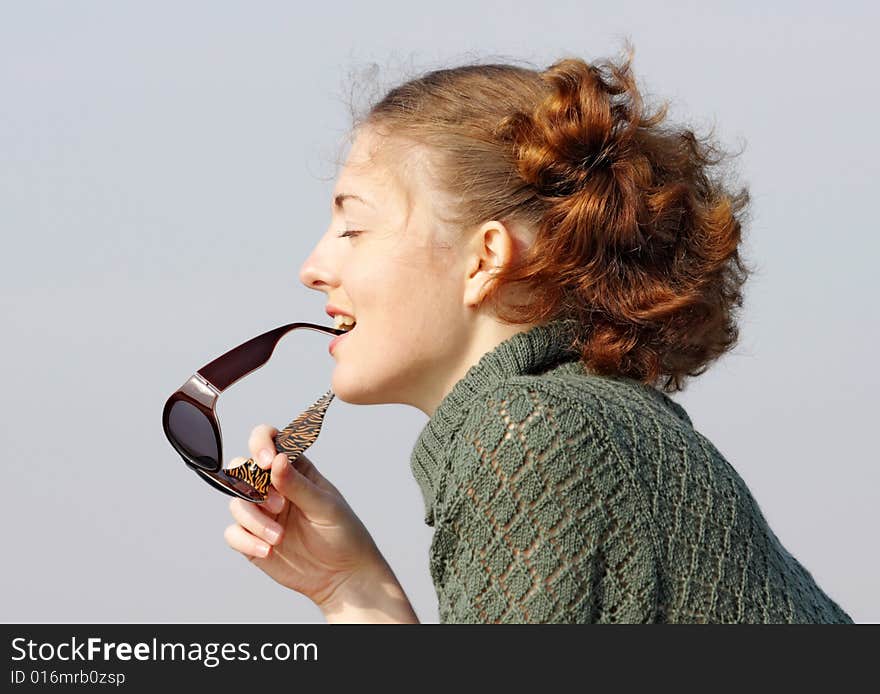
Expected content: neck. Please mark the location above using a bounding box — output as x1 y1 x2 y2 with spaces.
416 320 545 417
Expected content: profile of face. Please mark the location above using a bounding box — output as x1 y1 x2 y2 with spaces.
298 125 533 416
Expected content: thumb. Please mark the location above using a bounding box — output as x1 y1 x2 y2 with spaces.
269 453 332 519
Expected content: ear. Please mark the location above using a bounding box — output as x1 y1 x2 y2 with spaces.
463 220 520 309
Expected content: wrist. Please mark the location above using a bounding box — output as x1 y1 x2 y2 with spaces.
317 557 420 624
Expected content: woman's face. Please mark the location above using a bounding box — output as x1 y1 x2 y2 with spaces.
299 126 477 413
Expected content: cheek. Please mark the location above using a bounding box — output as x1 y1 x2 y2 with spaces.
351 247 462 344
363 253 446 307
386 285 461 354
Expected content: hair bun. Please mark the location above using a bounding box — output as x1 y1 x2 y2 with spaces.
496 46 656 199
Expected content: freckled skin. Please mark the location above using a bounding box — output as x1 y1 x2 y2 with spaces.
299 125 540 417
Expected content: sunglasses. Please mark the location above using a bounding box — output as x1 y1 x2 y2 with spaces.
162 321 346 504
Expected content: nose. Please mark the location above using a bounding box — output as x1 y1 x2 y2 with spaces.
298 252 327 293
298 229 337 293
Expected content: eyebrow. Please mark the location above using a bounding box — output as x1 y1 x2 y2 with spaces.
333 193 372 211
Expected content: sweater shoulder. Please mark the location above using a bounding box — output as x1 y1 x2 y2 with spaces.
445 370 688 555
448 371 683 518
432 371 662 622
441 371 669 547
456 367 694 446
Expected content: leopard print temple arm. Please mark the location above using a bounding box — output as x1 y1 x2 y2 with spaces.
223 389 336 500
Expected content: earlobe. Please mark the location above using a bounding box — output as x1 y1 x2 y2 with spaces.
464 264 502 309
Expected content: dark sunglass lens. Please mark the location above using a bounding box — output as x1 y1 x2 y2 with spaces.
168 400 219 470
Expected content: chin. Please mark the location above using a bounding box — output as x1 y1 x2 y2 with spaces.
330 371 386 406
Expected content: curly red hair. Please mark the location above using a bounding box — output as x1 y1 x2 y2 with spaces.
349 40 752 393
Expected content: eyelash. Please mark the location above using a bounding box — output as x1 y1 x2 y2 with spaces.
337 229 363 239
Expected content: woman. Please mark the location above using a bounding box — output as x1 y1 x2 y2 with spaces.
223 44 854 623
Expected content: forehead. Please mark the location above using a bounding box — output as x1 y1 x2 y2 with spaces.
333 129 404 206
330 128 447 251
335 127 444 219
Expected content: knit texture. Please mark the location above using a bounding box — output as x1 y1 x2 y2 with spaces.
409 317 854 623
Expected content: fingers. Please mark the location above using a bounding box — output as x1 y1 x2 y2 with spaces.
224 522 272 559
227 497 283 548
247 425 335 495
270 452 332 518
245 424 334 517
227 456 285 514
249 423 279 470
228 496 283 546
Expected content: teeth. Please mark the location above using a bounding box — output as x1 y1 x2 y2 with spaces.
333 314 356 331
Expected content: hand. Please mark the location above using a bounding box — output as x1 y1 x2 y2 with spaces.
223 423 387 611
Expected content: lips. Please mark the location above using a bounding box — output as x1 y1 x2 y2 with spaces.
328 326 354 354
326 305 356 320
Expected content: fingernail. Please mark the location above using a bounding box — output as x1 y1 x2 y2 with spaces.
255 542 270 557
265 525 281 544
259 448 274 466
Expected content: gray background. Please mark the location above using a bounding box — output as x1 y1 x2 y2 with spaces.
2 1 877 623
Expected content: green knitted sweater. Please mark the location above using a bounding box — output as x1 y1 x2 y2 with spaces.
409 317 854 623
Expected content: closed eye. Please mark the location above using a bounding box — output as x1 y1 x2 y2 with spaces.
337 229 363 239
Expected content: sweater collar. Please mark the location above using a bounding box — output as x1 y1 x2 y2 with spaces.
409 317 582 526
